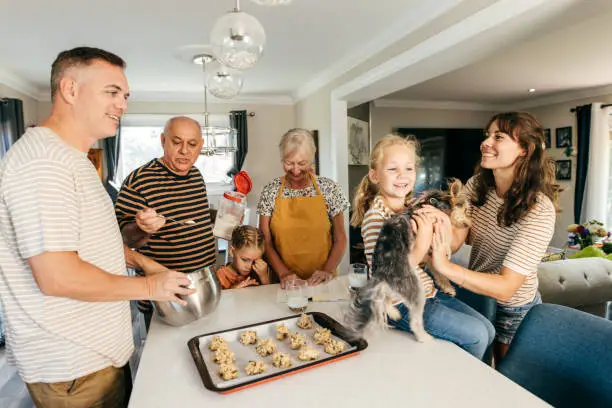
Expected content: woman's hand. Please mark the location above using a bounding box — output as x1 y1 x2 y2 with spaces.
410 212 434 266
307 270 333 286
232 277 260 289
430 220 451 275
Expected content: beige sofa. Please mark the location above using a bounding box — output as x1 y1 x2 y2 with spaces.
452 245 612 318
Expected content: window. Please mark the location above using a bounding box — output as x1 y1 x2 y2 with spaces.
116 114 235 187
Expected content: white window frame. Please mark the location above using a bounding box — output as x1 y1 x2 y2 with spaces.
119 114 234 195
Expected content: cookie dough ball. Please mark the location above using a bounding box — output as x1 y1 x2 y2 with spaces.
245 360 266 375
313 327 332 345
218 363 239 381
290 332 305 350
272 352 292 369
209 336 227 351
255 339 277 357
296 314 313 329
239 330 258 345
276 323 290 340
297 346 319 361
213 348 235 364
323 339 346 355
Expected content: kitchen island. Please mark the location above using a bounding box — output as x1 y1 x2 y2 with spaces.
129 280 549 407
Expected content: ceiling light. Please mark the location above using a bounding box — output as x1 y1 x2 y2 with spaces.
193 54 238 156
210 0 266 71
528 88 536 93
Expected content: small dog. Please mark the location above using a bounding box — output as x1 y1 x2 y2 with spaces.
345 179 470 342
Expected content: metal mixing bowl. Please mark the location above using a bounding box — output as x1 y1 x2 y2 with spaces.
152 265 221 327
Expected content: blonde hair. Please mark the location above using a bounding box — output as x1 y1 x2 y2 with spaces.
231 225 265 252
279 128 316 162
350 134 420 226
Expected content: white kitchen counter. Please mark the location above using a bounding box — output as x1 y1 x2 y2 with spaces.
129 281 549 407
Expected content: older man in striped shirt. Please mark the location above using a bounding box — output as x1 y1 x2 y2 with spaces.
115 116 217 329
0 47 194 408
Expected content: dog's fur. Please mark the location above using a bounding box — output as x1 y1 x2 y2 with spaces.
345 179 470 342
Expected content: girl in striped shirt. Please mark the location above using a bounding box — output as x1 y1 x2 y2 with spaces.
351 134 494 359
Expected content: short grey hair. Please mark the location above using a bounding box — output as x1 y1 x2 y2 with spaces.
279 128 316 162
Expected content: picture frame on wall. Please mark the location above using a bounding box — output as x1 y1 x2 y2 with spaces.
555 159 572 181
543 129 551 148
555 126 572 148
348 117 370 165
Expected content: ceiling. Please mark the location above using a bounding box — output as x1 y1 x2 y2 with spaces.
384 0 612 108
0 0 426 102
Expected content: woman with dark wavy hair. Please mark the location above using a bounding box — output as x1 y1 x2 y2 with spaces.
427 112 559 362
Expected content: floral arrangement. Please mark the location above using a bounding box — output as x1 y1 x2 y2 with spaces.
567 219 609 249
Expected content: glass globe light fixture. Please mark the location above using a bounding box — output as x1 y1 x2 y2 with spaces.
210 0 266 71
207 68 243 99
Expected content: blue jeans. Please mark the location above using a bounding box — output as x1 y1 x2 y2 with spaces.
389 292 495 360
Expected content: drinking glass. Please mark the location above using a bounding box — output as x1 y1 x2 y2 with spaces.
348 263 368 290
286 279 308 313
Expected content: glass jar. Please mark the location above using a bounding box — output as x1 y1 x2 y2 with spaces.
213 191 246 240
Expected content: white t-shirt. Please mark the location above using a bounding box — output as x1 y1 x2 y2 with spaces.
0 127 133 383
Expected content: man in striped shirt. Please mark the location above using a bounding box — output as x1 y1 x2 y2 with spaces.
115 116 217 329
0 47 194 408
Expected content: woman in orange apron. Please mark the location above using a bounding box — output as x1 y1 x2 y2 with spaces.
257 129 349 287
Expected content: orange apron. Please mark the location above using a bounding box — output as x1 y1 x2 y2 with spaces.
270 174 334 280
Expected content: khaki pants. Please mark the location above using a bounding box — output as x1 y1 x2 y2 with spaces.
26 365 126 408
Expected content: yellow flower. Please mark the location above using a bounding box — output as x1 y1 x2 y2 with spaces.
567 224 579 233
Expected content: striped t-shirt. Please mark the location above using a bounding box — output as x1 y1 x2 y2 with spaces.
0 127 133 383
361 196 437 298
115 159 215 313
465 177 555 306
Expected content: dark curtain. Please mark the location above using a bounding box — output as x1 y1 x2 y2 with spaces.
0 98 25 159
574 104 591 224
103 122 121 183
227 110 248 178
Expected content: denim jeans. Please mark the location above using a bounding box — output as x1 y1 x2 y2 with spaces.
389 292 495 360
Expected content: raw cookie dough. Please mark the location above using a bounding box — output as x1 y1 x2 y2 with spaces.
296 314 313 329
272 352 292 368
239 330 258 345
276 323 290 340
323 339 346 355
313 327 332 345
290 332 305 350
297 346 319 361
213 348 235 364
209 336 227 351
255 339 277 357
218 363 239 380
245 360 267 375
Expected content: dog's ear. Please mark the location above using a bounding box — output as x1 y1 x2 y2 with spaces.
447 178 464 205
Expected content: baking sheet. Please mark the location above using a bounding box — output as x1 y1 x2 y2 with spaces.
188 312 367 393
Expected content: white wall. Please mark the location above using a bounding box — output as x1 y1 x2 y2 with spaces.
370 105 495 143
530 94 612 248
39 100 296 222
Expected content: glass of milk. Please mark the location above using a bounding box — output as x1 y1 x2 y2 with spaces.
348 263 368 290
286 279 308 313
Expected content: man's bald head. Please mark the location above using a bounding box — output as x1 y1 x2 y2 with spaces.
160 116 204 176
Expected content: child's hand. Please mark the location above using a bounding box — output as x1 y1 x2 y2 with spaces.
410 213 434 266
253 259 270 285
430 221 450 273
232 277 260 289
